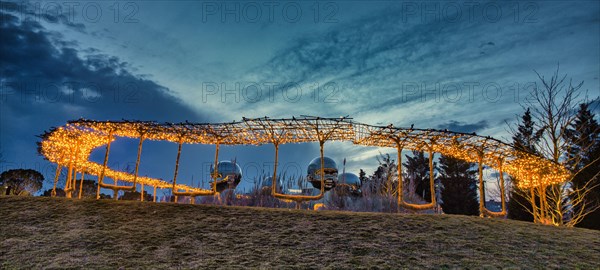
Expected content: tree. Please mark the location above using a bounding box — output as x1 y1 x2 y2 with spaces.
42 188 66 197
42 180 98 199
509 65 599 226
564 102 600 229
359 153 400 213
72 179 99 199
507 181 534 222
511 108 545 154
404 150 432 202
0 169 44 196
367 153 397 196
438 155 479 216
359 169 367 185
120 190 152 201
507 108 542 221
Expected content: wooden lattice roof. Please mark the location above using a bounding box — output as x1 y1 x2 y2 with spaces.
38 117 570 190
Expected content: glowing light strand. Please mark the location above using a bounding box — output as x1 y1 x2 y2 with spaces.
38 117 570 202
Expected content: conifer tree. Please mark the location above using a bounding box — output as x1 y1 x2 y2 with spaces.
438 155 479 215
565 102 600 229
403 150 433 202
507 108 542 221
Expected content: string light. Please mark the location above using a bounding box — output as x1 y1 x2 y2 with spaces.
38 117 570 195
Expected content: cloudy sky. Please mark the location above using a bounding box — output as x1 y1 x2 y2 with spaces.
1 0 599 195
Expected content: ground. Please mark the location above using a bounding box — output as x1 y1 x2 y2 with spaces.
1 196 599 269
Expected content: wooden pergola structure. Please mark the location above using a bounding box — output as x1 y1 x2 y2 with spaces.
38 116 570 216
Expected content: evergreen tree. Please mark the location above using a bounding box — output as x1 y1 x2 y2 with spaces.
512 108 544 154
120 190 153 201
507 108 542 221
403 150 433 202
359 169 367 185
565 102 600 229
369 153 397 196
507 179 534 221
42 188 66 197
438 155 479 215
72 179 98 198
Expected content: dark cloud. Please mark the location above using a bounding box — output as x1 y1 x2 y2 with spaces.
0 11 199 119
436 120 489 134
0 1 86 32
0 11 201 168
479 42 495 48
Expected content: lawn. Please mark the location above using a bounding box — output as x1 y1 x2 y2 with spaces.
1 196 599 269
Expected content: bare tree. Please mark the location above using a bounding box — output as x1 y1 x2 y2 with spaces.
510 65 600 226
545 179 599 227
374 153 398 196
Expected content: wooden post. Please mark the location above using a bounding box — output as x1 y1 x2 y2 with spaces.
96 177 101 199
98 133 113 199
213 143 220 186
65 160 73 198
478 153 485 217
171 139 183 203
212 142 221 204
498 160 506 214
133 136 144 193
271 143 279 195
530 186 538 223
153 186 157 202
66 141 81 199
70 169 77 197
78 171 85 199
539 184 547 223
428 149 436 206
52 164 62 197
396 143 403 207
319 140 325 196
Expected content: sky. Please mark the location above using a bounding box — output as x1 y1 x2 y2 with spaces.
1 0 599 197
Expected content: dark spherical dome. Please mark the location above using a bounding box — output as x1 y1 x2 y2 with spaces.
307 157 337 176
337 173 360 186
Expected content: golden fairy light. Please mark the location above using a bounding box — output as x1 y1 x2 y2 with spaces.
38 117 570 213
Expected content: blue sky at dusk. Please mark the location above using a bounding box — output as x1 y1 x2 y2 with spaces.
1 1 599 196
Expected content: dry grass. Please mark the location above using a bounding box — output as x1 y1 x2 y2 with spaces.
1 196 599 269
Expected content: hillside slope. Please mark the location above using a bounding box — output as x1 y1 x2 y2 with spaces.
1 197 599 269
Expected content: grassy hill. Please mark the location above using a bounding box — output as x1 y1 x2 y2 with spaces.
1 196 599 269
